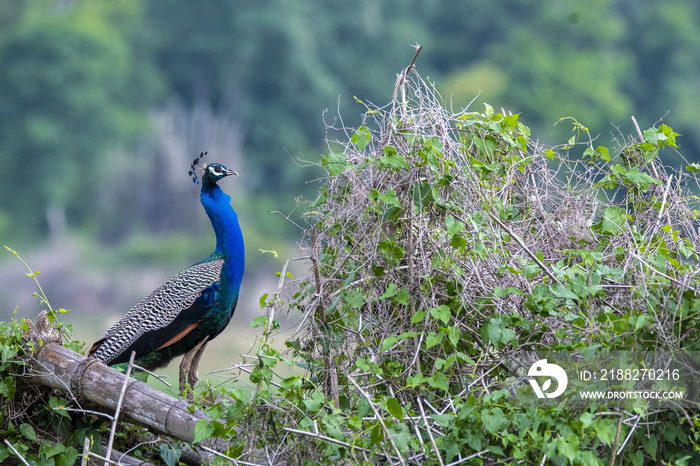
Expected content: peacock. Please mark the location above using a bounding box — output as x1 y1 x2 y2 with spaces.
89 153 245 391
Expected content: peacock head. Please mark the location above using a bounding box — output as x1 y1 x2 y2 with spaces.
202 163 238 187
189 152 238 188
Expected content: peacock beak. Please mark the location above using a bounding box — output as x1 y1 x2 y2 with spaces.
226 169 239 177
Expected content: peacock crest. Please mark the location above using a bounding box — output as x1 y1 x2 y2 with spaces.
188 151 208 185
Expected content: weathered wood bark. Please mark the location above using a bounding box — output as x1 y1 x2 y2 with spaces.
27 342 229 455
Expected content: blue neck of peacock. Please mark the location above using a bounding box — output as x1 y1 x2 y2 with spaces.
200 184 245 296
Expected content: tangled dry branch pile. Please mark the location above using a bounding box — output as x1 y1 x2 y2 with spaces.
285 64 700 462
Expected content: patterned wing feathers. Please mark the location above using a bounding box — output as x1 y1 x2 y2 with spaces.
90 259 223 364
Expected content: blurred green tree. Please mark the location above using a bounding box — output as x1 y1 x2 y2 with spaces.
0 2 158 243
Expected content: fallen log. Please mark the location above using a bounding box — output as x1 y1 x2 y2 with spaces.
21 313 229 463
29 342 215 445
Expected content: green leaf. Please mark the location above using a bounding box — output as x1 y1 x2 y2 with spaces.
594 418 616 445
249 315 268 328
357 397 370 419
193 419 214 443
378 239 405 266
481 316 516 349
685 163 700 172
411 309 427 324
634 313 650 332
303 391 325 413
392 288 411 305
430 305 451 325
321 412 346 441
642 435 658 460
624 167 662 191
342 289 364 308
377 189 402 209
281 375 302 390
555 434 578 463
380 335 398 352
0 376 16 399
379 283 399 300
601 206 627 235
549 284 579 300
425 331 445 349
580 412 595 428
444 214 466 237
370 422 384 445
322 152 347 177
501 113 520 131
389 423 412 453
379 146 409 170
427 371 449 391
446 326 461 347
481 407 506 434
55 448 79 466
159 444 181 466
473 241 486 258
644 124 680 148
595 146 611 161
352 126 371 151
629 450 644 466
42 442 65 458
20 423 37 442
450 234 467 249
48 396 71 418
430 413 454 427
644 127 664 145
385 397 404 420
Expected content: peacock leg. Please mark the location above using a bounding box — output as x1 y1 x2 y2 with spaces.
187 340 209 389
179 339 208 393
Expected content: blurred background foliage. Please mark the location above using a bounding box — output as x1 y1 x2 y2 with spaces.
1 0 699 357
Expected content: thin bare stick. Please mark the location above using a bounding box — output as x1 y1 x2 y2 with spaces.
64 407 114 420
198 445 243 465
282 426 373 455
4 439 30 466
609 412 624 466
417 397 444 466
231 363 284 390
310 225 326 323
630 252 696 290
348 375 406 466
657 174 673 221
617 414 640 454
488 212 563 286
402 43 423 84
444 449 489 466
132 364 172 388
263 259 289 347
87 451 132 466
631 115 644 142
81 436 90 466
104 350 136 466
